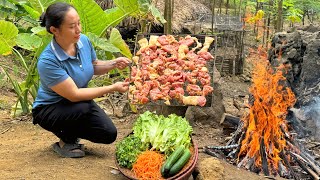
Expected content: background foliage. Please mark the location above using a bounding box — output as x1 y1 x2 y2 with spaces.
0 0 164 116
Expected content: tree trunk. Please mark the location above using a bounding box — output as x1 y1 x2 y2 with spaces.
266 0 272 47
254 1 259 34
234 0 237 15
307 13 313 24
164 0 168 33
212 0 216 32
239 0 243 21
164 0 173 34
226 0 229 15
276 0 283 32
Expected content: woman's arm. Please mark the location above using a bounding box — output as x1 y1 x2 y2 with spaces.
50 77 129 102
93 57 130 75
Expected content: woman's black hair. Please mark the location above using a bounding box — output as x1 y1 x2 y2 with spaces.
39 2 75 34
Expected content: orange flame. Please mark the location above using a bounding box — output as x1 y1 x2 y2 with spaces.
239 47 296 173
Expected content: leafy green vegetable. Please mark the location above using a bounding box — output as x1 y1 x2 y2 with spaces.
116 135 149 169
133 111 193 155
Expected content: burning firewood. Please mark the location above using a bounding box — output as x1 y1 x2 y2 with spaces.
204 48 320 179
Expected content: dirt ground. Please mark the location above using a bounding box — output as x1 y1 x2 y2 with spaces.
0 78 276 180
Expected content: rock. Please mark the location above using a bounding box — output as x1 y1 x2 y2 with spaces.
317 32 320 39
185 85 225 127
110 169 120 175
269 29 320 140
287 48 297 59
114 107 124 118
213 65 222 84
301 39 320 102
302 24 320 33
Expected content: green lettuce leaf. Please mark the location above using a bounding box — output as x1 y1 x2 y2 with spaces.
132 111 193 155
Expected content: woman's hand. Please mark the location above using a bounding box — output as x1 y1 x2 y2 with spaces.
51 77 130 102
112 81 130 93
93 58 130 75
112 57 131 70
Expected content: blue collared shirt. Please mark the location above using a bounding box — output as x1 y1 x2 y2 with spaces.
32 34 97 108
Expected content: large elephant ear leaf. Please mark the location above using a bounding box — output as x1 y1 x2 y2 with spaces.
149 4 166 23
16 33 42 51
113 0 140 17
27 0 57 13
35 34 52 58
109 28 132 58
114 0 165 23
71 0 109 36
0 20 18 56
87 32 120 53
137 0 165 23
0 0 18 10
104 7 128 28
22 4 41 19
31 26 47 36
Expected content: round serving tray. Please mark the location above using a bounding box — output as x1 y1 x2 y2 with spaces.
115 138 198 180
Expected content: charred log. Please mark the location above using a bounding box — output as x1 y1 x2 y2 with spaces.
205 144 238 150
203 146 225 159
220 113 240 129
226 120 244 146
260 137 270 176
291 152 320 180
279 150 300 180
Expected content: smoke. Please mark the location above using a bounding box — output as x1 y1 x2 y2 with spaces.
303 97 320 141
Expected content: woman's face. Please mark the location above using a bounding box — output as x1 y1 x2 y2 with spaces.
52 8 82 44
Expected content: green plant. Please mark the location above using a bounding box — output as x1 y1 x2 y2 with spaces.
0 20 51 116
286 7 303 24
116 135 149 169
0 0 165 116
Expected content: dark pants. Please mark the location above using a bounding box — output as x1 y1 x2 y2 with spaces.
32 99 117 144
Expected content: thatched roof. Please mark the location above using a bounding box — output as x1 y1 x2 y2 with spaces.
95 0 211 33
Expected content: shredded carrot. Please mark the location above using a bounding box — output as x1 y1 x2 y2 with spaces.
132 150 165 180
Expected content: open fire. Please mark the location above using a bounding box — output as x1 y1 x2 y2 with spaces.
204 47 320 179
238 47 296 176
